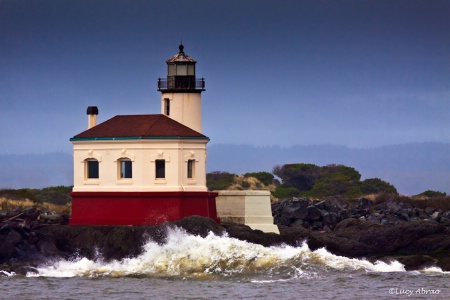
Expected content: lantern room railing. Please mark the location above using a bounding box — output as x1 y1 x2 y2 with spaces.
157 77 205 91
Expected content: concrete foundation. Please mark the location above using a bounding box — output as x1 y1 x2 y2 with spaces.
215 190 279 234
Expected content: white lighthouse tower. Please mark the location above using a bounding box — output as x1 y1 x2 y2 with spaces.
157 44 205 133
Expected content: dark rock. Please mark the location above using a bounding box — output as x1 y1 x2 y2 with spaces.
339 209 350 220
3 201 450 273
284 204 308 220
322 225 332 232
324 196 347 210
291 219 304 228
314 200 327 210
397 211 410 221
302 221 310 229
414 208 428 219
335 219 446 253
358 197 372 210
322 212 337 227
425 207 436 216
389 255 437 271
440 217 450 226
386 201 402 214
170 215 225 237
312 221 323 230
306 205 321 221
14 266 39 276
37 239 59 255
403 232 450 254
366 215 380 223
222 223 285 247
381 213 403 225
431 211 441 220
443 211 450 219
278 214 294 226
0 230 22 259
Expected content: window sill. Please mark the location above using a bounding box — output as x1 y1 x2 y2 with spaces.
154 179 167 184
117 179 133 185
187 180 197 185
83 179 100 185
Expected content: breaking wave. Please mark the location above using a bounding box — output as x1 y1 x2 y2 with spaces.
17 228 446 279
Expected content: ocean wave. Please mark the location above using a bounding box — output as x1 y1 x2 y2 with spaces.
22 227 427 278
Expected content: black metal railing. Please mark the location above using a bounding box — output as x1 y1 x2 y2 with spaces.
157 77 205 91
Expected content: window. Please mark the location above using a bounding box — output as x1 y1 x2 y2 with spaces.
155 159 165 179
86 159 99 179
187 159 195 179
177 64 187 75
168 64 176 76
119 159 132 178
187 64 195 76
164 98 170 116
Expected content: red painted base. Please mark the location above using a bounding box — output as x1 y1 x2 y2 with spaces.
70 191 219 226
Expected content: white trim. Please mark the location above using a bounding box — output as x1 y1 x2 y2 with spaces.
80 150 102 162
83 179 100 185
113 149 135 162
150 151 170 162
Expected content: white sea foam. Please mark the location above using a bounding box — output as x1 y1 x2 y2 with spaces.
28 227 408 278
0 270 16 277
310 247 406 272
420 266 450 274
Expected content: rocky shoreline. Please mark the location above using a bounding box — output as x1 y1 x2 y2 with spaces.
272 196 450 230
1 198 450 275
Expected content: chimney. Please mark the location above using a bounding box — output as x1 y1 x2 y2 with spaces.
87 106 99 129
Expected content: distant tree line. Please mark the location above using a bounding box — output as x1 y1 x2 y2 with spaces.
207 163 447 200
272 163 397 199
0 167 447 205
0 186 72 205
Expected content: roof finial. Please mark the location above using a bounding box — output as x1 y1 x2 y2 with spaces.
179 39 184 53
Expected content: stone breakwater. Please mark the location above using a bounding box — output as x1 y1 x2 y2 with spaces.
1 200 450 274
272 196 450 231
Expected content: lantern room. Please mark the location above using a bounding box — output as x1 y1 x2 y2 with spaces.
158 44 205 92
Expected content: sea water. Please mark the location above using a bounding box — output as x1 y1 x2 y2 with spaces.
1 228 449 299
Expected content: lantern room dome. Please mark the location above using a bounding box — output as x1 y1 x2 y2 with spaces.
166 44 197 63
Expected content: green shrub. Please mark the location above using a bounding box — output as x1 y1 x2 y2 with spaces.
33 186 73 205
413 190 447 198
302 172 362 199
0 186 73 205
272 187 300 199
361 178 398 195
243 171 274 186
206 171 237 191
271 163 401 199
273 163 321 191
0 188 37 201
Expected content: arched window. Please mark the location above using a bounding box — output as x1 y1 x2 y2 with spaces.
119 158 132 179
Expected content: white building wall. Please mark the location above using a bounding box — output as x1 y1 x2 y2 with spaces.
161 92 202 133
72 139 208 192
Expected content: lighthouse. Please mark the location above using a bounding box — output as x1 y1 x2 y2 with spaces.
158 44 205 133
69 45 218 226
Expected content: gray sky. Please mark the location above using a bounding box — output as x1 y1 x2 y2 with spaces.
1 0 449 154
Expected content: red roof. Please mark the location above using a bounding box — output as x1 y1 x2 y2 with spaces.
72 114 207 140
